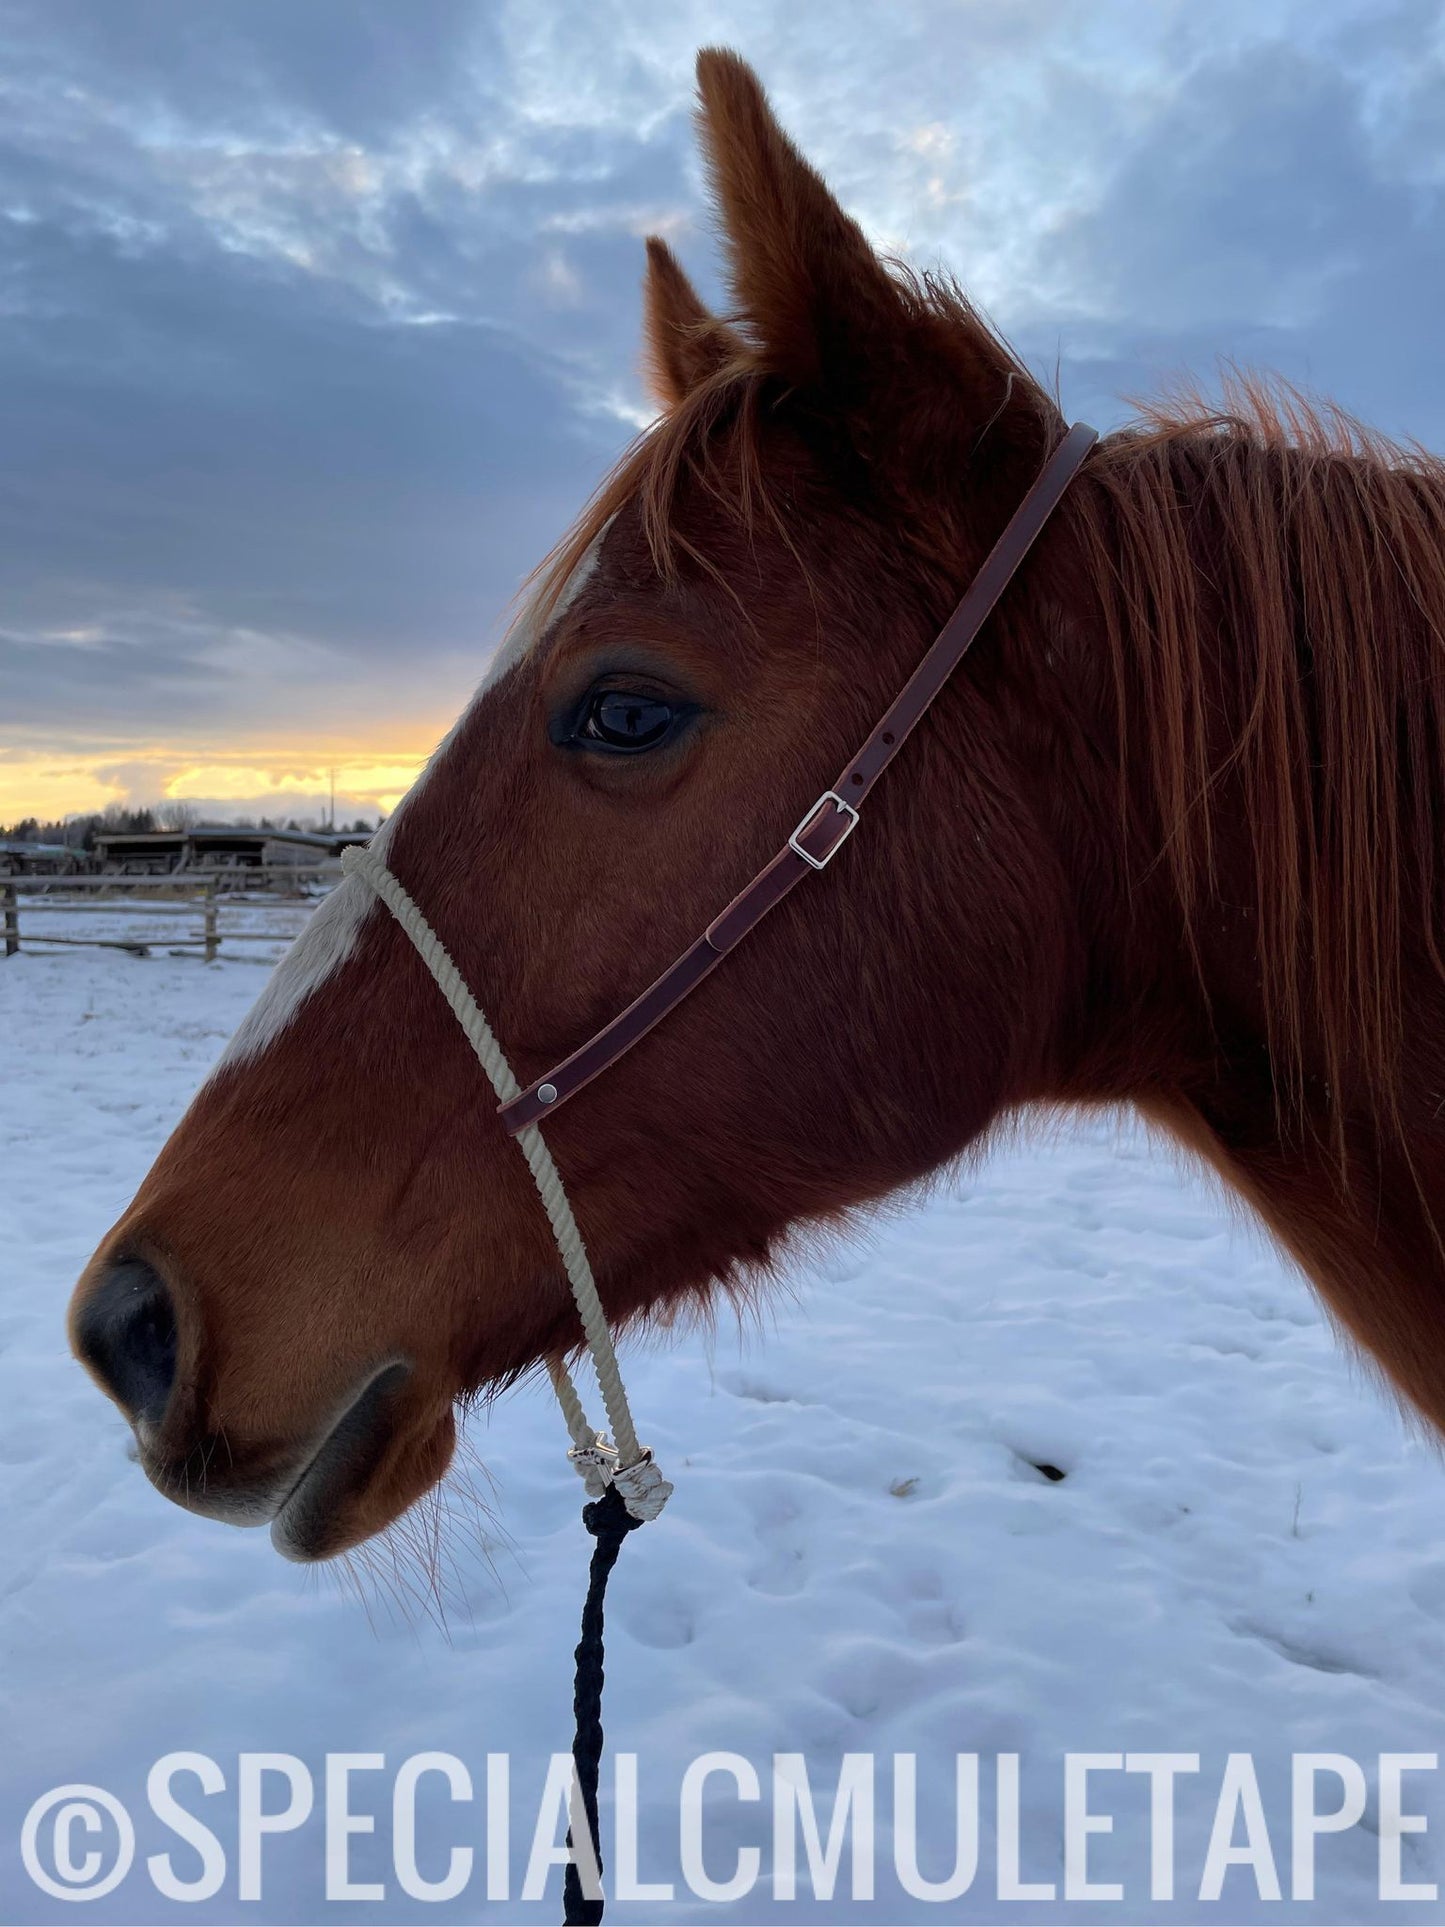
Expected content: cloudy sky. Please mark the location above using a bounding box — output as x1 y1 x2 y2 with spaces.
3 0 1442 825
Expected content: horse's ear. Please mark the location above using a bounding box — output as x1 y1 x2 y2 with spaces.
693 48 904 399
642 236 738 410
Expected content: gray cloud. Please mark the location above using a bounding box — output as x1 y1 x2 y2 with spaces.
1040 24 1445 445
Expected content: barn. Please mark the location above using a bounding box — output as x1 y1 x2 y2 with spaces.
92 826 370 876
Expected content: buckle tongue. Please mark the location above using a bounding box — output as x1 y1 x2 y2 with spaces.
788 790 860 870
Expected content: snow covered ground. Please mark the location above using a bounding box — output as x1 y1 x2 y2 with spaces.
4 928 1445 1924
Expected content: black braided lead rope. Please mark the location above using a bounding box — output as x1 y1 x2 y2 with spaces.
562 1484 642 1926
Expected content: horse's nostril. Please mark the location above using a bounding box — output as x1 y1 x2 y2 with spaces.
73 1257 179 1427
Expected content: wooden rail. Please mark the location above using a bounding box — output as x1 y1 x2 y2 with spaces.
17 865 337 893
2 876 319 962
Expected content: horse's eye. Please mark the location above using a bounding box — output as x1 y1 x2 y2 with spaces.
575 688 676 753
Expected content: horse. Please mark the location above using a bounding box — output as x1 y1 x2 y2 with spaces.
68 48 1445 1563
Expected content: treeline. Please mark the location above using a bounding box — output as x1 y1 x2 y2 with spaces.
2 806 378 851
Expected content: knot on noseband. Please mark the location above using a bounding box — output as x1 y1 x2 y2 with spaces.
566 1433 674 1520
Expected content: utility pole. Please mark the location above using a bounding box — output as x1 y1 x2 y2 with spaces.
328 767 336 830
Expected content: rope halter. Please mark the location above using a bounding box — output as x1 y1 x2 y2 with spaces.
339 843 672 1524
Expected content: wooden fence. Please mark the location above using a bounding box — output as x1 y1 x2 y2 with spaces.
2 875 319 961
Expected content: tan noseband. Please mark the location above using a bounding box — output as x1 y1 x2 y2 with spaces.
341 842 673 1521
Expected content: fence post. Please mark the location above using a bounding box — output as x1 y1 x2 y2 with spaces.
3 881 17 957
203 879 218 963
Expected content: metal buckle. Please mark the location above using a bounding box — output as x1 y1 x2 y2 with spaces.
788 790 861 871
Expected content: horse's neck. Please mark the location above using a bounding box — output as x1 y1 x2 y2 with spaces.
1057 443 1445 1439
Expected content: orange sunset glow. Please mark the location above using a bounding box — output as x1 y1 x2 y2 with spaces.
0 740 437 826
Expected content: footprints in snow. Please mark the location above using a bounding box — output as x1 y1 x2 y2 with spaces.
1231 1617 1380 1681
620 1369 1077 1666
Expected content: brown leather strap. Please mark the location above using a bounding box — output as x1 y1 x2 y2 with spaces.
500 421 1098 1134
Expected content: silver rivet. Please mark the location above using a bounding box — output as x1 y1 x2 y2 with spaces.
537 1082 558 1105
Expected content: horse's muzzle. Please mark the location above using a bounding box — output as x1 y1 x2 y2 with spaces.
71 1254 453 1555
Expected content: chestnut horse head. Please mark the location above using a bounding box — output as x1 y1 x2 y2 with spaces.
71 50 1445 1560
